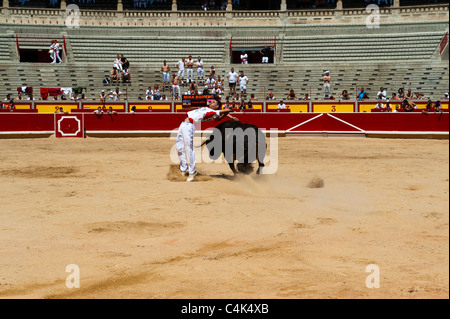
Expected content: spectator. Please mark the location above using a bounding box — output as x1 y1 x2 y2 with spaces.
434 101 442 112
425 99 434 113
238 71 249 95
161 94 168 101
239 99 246 110
188 81 199 95
392 93 399 100
374 100 384 109
152 84 162 101
209 66 216 80
377 87 387 100
121 54 130 70
247 100 253 109
110 67 119 83
443 93 449 100
172 73 181 100
393 104 401 113
266 92 275 100
277 100 286 109
161 60 171 92
302 93 311 101
114 54 123 72
27 93 35 101
99 90 107 102
177 57 186 86
15 92 24 101
130 105 136 114
216 75 224 91
240 50 248 64
385 101 392 113
112 87 123 101
416 92 425 100
205 75 216 91
53 40 63 64
212 83 222 96
340 90 350 100
49 40 55 64
250 94 258 101
397 88 405 99
80 93 87 101
220 0 227 10
196 56 204 84
61 95 67 101
186 55 195 84
94 106 104 115
4 94 11 102
122 67 131 83
55 107 68 114
286 89 297 100
145 86 152 101
405 88 413 99
356 87 366 101
107 106 117 115
227 67 239 97
259 45 273 63
402 99 417 112
323 71 331 99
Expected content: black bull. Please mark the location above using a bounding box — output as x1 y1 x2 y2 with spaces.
202 121 266 175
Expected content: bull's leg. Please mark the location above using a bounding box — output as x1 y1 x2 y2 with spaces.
228 162 238 175
256 161 265 175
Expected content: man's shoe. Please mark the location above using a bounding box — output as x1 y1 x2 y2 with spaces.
180 170 188 177
187 172 197 182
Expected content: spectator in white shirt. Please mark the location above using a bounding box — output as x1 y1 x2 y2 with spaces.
227 67 239 97
377 87 387 100
277 100 286 109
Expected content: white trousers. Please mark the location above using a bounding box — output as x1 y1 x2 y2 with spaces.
197 68 204 79
186 69 194 82
172 84 181 98
262 57 269 63
176 121 196 175
323 83 331 97
178 69 185 80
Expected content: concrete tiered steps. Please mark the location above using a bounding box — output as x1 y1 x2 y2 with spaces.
0 62 448 102
282 32 445 62
69 35 227 65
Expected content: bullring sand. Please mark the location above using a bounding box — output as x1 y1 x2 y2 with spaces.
0 136 448 299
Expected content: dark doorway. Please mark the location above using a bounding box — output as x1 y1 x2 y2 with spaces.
19 49 61 63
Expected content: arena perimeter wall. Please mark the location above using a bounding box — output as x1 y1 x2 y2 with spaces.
0 112 448 139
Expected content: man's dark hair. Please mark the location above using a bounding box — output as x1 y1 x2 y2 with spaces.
213 96 222 108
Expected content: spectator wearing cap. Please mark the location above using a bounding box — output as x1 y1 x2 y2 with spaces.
323 71 331 99
443 93 449 100
99 90 107 102
186 55 195 84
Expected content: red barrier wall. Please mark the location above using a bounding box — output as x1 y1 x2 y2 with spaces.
0 112 448 138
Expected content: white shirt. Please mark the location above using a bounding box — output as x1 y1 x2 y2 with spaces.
240 54 248 63
277 103 286 109
377 90 387 99
196 60 203 68
187 107 220 125
239 75 248 86
206 78 216 88
227 72 239 83
177 60 185 71
112 91 122 101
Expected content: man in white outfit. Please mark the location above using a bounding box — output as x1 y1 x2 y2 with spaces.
177 57 186 86
186 55 194 84
176 97 237 182
53 40 63 63
196 56 204 83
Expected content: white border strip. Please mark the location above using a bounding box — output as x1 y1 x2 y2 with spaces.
327 113 365 132
286 113 324 132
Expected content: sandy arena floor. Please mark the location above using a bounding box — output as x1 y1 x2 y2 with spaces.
0 136 448 299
